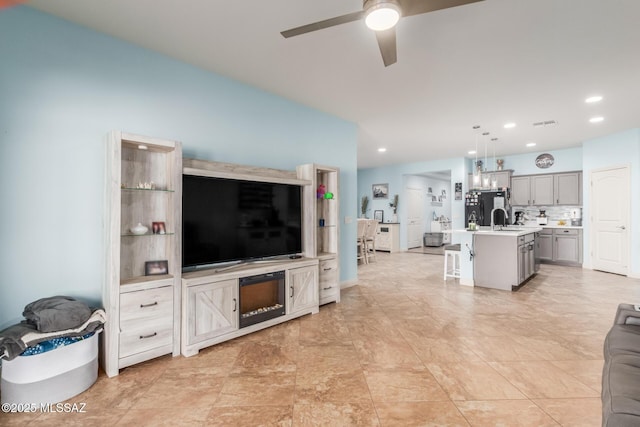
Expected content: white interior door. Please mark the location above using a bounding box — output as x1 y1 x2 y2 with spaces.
590 165 630 275
406 187 423 248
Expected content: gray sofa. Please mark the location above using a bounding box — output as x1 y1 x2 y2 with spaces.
602 303 640 426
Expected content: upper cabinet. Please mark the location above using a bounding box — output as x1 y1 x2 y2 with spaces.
468 170 512 190
531 175 554 205
510 176 531 206
510 171 582 206
555 172 582 205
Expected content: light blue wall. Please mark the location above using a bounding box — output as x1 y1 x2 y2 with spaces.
582 129 640 276
403 175 452 233
0 7 358 328
467 146 584 176
358 158 469 249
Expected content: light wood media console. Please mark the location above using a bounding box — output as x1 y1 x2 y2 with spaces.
104 138 342 372
181 257 319 356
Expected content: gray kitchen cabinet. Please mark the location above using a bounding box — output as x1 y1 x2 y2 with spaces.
553 229 582 264
555 172 582 205
467 170 512 190
510 171 582 206
537 228 583 265
531 175 554 205
537 229 553 261
474 232 536 291
510 176 531 206
493 170 512 189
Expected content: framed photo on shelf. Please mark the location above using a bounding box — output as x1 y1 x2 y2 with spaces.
372 183 389 199
374 210 384 223
145 260 168 276
152 221 166 234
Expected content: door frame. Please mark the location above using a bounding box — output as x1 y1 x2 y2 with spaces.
405 186 424 249
589 164 631 276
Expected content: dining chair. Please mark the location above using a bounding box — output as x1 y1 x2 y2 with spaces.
357 219 368 264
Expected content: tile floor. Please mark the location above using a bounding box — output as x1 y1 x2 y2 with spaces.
3 251 640 426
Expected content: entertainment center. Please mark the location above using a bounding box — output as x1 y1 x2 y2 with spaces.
103 132 340 375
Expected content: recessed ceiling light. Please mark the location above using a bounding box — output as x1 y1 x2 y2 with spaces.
137 144 148 150
504 122 516 129
585 95 603 104
468 150 476 155
378 147 387 152
589 116 604 123
526 142 536 147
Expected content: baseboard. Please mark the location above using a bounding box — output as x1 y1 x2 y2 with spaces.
459 278 474 287
340 279 358 289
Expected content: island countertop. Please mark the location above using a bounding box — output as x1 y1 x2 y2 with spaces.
445 227 543 237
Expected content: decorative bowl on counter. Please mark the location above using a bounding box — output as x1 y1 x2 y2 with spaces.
130 223 148 235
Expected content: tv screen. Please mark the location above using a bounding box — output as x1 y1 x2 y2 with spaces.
182 175 302 269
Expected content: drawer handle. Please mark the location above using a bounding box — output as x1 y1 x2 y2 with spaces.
323 267 332 271
322 286 333 290
140 301 158 308
139 332 157 340
233 298 237 312
290 286 294 298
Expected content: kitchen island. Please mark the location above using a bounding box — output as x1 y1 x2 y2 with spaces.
473 228 541 291
446 227 542 291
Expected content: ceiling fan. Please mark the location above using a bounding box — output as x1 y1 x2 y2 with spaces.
281 0 483 67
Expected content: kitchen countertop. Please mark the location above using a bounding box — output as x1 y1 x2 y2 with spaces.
447 227 543 237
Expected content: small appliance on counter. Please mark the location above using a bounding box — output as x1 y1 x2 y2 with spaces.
513 211 525 225
536 210 548 225
570 208 582 226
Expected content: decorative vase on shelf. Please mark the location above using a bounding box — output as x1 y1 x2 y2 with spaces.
496 159 504 170
130 223 148 235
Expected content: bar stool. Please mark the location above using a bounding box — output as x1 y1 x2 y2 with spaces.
443 244 461 280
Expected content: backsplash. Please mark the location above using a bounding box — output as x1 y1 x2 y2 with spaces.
512 206 582 222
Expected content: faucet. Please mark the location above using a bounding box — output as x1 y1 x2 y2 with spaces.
490 207 508 230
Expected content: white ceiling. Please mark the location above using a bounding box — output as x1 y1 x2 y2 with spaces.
27 0 640 168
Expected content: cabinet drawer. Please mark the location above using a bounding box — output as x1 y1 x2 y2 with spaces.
319 258 339 296
540 228 553 235
553 229 579 236
119 320 173 358
120 286 173 329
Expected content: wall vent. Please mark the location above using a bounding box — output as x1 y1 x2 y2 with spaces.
533 120 558 128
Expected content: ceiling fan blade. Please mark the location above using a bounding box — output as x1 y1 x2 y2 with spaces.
375 28 397 67
399 0 484 18
281 10 365 38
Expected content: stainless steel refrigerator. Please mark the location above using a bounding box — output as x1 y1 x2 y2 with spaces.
464 190 510 227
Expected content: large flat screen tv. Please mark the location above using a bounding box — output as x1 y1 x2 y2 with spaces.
182 174 303 270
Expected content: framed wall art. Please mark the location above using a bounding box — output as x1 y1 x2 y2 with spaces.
372 183 389 199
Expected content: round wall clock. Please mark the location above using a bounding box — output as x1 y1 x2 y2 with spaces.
535 153 554 169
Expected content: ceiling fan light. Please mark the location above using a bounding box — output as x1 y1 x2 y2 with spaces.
365 2 400 31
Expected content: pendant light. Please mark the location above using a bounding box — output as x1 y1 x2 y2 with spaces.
472 126 481 188
491 137 498 190
482 132 490 188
